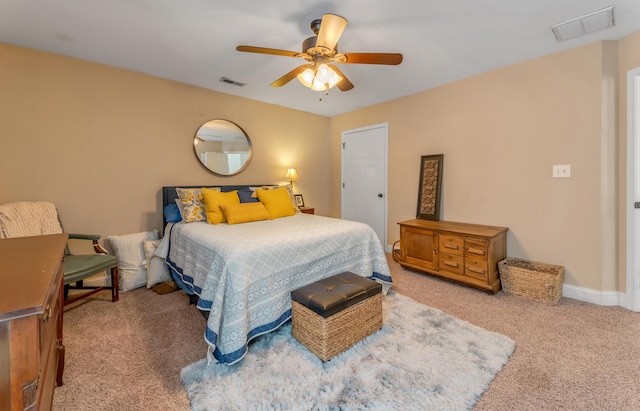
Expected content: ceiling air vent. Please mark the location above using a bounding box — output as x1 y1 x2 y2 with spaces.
550 6 615 42
219 77 246 87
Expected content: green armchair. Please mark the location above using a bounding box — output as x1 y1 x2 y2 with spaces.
63 232 119 305
0 201 119 306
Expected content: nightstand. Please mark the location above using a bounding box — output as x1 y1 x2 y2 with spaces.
300 207 315 215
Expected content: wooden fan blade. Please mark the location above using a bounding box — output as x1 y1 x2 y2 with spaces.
236 45 299 58
270 64 311 87
340 52 403 65
327 65 354 91
316 14 348 51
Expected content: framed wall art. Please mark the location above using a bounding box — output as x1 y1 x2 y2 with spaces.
416 154 444 220
294 194 305 208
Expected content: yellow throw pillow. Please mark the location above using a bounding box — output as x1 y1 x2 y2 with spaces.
221 202 271 225
256 187 296 219
177 187 219 223
250 185 299 213
249 185 278 198
202 188 240 224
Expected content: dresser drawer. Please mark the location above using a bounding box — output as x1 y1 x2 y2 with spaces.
38 276 62 410
38 317 60 410
465 259 489 281
439 253 464 275
465 239 488 260
39 266 62 354
439 235 464 256
39 295 59 353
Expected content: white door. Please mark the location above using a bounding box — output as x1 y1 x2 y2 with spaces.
626 67 640 312
341 123 388 248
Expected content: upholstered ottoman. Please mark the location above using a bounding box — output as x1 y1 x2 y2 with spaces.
291 272 382 361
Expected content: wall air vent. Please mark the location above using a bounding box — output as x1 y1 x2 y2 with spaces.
219 77 246 87
550 6 615 42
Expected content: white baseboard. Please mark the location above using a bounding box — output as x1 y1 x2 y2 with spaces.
386 248 631 309
561 283 622 307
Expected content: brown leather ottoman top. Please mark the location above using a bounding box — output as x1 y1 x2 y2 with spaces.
291 271 382 318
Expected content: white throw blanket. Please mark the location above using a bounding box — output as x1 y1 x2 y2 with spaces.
0 201 62 239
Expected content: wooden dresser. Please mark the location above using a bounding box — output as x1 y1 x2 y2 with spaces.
0 234 67 411
397 219 507 293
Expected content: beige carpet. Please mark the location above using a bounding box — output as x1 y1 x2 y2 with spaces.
54 255 640 410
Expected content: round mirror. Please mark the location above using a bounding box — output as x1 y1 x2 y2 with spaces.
193 119 253 176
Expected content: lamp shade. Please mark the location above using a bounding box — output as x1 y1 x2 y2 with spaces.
284 168 299 181
296 64 342 91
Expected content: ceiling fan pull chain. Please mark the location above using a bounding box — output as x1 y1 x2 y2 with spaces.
319 85 331 101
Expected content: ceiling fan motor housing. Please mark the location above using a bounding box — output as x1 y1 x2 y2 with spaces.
302 36 337 57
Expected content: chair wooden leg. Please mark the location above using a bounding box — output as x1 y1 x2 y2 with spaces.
111 266 119 302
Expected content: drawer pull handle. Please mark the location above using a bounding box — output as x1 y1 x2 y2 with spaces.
468 266 485 274
467 247 485 256
443 244 459 250
443 260 459 268
43 304 52 322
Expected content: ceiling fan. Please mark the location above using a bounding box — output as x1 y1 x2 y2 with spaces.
236 13 403 92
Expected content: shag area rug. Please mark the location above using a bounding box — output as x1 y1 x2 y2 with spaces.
181 291 515 410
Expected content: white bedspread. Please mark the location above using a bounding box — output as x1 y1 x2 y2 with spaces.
166 213 391 364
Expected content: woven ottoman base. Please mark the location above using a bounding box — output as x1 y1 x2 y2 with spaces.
291 272 383 362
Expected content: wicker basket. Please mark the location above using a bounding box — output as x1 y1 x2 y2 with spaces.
498 258 564 305
392 241 401 262
292 293 382 361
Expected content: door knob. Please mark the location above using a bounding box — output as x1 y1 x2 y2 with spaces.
378 193 384 198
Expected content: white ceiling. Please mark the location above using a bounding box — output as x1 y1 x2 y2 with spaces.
2 0 640 117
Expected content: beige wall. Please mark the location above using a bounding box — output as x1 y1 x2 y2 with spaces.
3 30 640 293
0 44 331 241
331 41 616 291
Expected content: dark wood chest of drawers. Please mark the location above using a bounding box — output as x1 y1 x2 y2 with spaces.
0 234 67 411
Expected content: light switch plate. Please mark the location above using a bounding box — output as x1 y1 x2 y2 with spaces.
553 164 571 178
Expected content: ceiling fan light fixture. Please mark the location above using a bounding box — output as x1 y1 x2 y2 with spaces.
297 67 315 88
297 63 342 91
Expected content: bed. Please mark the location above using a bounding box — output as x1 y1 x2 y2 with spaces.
161 185 392 364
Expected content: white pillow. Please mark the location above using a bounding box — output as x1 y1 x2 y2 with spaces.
143 239 171 288
175 198 185 218
108 230 159 292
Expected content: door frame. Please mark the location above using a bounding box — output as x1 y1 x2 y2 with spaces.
341 122 389 250
625 67 640 312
